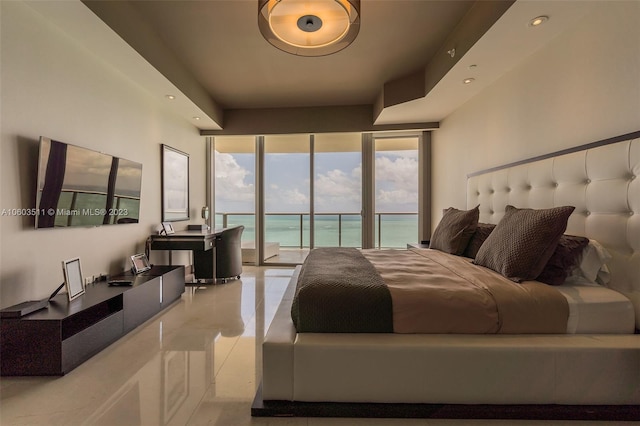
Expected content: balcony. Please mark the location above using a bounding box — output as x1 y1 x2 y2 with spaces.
216 212 418 264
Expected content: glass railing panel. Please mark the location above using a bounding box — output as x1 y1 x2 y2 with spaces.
265 214 304 248
377 213 418 248
227 214 255 243
314 214 361 248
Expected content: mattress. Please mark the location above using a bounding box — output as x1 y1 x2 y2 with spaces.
556 283 636 334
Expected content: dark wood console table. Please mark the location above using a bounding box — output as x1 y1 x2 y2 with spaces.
0 265 184 376
149 230 223 281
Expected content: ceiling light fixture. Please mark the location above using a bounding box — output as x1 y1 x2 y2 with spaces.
463 78 475 84
258 0 360 56
165 95 175 100
528 15 549 27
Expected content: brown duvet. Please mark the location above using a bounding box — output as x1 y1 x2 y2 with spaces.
291 247 569 334
364 248 569 334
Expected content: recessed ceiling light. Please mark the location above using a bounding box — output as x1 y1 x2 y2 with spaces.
165 95 175 100
463 78 475 84
528 15 549 27
193 116 201 121
468 64 478 70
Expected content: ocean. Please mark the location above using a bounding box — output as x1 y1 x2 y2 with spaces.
217 213 418 249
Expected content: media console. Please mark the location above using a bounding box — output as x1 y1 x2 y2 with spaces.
0 265 184 376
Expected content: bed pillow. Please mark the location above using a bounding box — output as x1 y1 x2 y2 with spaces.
462 223 496 258
536 234 589 285
569 239 612 285
429 206 479 255
473 205 575 282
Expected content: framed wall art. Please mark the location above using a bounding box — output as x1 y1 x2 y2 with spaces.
161 144 189 222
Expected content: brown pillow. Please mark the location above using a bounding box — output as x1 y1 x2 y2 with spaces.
463 223 496 258
473 205 575 282
537 234 589 285
429 206 479 255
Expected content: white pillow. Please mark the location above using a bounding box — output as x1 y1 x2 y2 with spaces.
569 239 611 286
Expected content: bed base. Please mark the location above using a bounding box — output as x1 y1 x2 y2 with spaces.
252 386 640 421
257 266 640 419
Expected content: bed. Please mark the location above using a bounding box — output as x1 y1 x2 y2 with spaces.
254 131 640 420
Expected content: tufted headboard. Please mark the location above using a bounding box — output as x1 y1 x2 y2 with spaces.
467 131 640 329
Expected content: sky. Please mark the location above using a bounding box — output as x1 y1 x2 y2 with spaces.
215 149 418 214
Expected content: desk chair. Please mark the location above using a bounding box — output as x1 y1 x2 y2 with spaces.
215 225 244 283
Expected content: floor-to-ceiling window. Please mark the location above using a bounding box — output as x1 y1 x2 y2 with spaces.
314 133 362 248
263 134 311 264
214 135 255 247
374 136 419 248
214 132 424 265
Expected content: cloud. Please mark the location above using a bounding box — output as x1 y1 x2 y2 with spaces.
215 150 418 214
315 168 361 212
265 187 309 212
375 155 418 189
375 154 418 212
215 151 254 204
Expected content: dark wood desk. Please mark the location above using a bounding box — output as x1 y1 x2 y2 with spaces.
149 230 223 281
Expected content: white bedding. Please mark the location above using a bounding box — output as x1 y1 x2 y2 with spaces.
556 283 636 334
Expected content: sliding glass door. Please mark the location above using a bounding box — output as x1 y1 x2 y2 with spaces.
214 132 424 264
263 135 311 264
374 136 419 248
213 136 255 254
314 133 362 248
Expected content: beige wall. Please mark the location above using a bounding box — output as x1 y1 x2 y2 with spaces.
0 2 206 307
432 1 640 225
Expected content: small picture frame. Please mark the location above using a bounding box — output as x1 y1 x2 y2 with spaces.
162 222 175 235
130 253 151 274
62 257 85 302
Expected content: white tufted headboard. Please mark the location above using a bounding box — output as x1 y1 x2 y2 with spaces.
467 131 640 329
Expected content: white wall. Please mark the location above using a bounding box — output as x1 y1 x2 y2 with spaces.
432 1 640 223
0 2 206 307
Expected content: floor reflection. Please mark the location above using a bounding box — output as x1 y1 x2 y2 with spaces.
0 267 294 426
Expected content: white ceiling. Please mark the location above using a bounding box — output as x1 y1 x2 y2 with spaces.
377 1 596 124
29 1 596 132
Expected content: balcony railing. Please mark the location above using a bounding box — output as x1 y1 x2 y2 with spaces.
215 212 417 249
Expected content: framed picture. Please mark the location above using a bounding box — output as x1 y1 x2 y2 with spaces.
161 221 175 235
161 144 189 222
62 257 85 301
130 253 151 274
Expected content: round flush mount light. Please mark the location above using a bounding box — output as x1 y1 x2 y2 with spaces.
463 78 475 84
528 15 549 27
258 0 360 57
165 95 176 100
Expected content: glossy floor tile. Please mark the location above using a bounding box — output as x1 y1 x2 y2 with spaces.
0 267 632 425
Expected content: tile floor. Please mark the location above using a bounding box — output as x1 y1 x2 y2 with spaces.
0 267 631 425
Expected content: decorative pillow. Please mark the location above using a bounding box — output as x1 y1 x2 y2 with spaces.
462 223 496 258
536 234 589 285
429 206 479 255
473 205 575 282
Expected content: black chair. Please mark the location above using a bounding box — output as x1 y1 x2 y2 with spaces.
215 225 244 283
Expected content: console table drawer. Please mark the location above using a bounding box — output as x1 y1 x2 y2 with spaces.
62 311 123 374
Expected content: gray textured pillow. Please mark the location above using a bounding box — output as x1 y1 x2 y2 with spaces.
463 222 496 259
429 206 479 255
537 234 589 285
473 205 575 282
